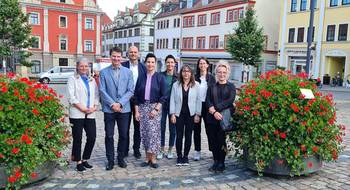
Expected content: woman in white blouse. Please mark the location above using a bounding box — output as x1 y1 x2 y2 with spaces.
67 57 99 172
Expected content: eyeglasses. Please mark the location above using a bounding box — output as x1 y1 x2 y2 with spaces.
182 70 191 73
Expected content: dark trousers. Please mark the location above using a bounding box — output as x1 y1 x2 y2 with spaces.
207 122 226 163
161 106 176 147
127 98 141 153
70 118 96 162
193 102 208 151
104 112 130 163
176 113 194 158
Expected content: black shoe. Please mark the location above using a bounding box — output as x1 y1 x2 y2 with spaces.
215 163 225 173
140 161 150 167
77 163 86 172
105 161 114 171
182 157 189 166
176 157 183 166
209 161 218 172
118 159 127 168
134 150 141 159
82 161 93 169
150 162 159 169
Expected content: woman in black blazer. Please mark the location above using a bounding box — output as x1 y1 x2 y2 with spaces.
206 60 236 173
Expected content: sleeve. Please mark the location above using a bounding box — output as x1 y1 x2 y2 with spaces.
67 76 79 105
169 83 176 115
99 70 116 107
215 83 236 112
93 79 100 106
195 84 202 116
134 76 141 106
159 74 168 104
118 69 134 107
205 85 213 110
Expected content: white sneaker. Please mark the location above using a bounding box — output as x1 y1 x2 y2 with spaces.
167 151 174 159
156 152 163 160
193 151 201 161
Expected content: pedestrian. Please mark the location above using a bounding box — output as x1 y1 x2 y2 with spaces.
157 54 178 160
122 46 146 159
170 65 201 166
99 47 134 170
67 57 99 172
134 53 167 168
193 57 215 161
206 60 236 172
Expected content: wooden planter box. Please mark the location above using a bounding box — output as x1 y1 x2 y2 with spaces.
0 161 56 188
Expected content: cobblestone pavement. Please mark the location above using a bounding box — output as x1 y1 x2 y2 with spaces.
24 85 350 190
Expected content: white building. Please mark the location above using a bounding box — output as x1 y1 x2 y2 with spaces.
102 0 161 59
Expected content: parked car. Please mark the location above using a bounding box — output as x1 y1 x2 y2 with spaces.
38 66 75 84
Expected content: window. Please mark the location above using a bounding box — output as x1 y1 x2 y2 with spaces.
197 37 205 49
291 0 297 12
158 21 160 29
166 20 169 28
182 37 193 49
338 24 348 41
31 60 41 74
209 36 219 49
134 28 140 36
59 58 68 66
288 28 295 43
326 25 336 41
31 36 40 49
224 35 230 49
177 18 180 27
198 14 206 26
134 42 140 50
29 13 39 25
84 40 93 52
59 16 67 28
166 39 169 49
133 16 138 22
297 27 304 42
263 35 268 50
210 12 220 25
59 35 67 51
330 0 338 6
129 29 133 37
150 28 154 36
123 30 127 38
343 0 350 5
300 0 307 11
239 8 244 19
123 44 126 51
60 0 66 3
149 43 154 52
85 18 93 30
183 16 194 27
176 38 179 49
173 18 177 28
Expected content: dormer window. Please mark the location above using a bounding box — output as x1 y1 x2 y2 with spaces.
60 0 65 3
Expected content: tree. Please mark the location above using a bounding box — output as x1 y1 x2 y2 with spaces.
226 9 265 78
0 0 34 72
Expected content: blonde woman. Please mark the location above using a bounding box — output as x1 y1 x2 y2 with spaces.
67 57 99 171
205 60 236 173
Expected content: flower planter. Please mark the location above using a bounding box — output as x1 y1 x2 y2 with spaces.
243 149 322 176
0 161 56 188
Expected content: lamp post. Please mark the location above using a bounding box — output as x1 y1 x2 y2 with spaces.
2 59 6 74
306 0 316 76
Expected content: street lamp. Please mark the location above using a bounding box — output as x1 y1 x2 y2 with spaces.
306 0 316 76
2 59 6 74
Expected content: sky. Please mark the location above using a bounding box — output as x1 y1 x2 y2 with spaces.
97 0 144 19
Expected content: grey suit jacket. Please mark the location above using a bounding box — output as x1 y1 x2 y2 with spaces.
99 65 134 113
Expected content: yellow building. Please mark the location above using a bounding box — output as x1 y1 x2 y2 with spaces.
278 0 350 85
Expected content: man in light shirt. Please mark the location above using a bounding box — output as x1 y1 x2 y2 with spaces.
122 46 146 159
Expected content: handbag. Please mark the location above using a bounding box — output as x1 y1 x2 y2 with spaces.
212 84 236 132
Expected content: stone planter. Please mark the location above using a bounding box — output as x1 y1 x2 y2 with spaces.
243 149 322 176
0 161 56 188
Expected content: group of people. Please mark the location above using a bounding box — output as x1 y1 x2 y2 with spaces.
67 46 236 173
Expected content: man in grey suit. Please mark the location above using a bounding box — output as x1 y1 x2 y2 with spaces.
99 47 134 170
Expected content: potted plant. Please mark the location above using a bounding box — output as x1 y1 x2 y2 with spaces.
0 72 70 189
230 70 345 176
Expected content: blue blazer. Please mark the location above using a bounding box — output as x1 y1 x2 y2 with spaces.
134 72 167 105
121 60 146 83
99 65 134 113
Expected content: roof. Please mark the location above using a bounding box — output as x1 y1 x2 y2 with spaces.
138 0 159 14
154 1 180 19
101 13 113 25
181 0 248 14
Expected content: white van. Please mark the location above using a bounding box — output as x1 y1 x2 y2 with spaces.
39 66 75 84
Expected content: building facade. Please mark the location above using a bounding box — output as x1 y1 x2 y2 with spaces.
102 0 161 59
20 0 105 74
278 0 350 83
154 0 281 81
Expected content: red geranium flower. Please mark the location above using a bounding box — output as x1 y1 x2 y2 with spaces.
312 146 318 152
1 86 8 93
12 148 20 154
8 176 16 183
31 172 38 179
0 153 4 159
280 133 287 139
32 108 39 115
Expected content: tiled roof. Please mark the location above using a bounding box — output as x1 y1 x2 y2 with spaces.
101 13 113 25
138 0 159 13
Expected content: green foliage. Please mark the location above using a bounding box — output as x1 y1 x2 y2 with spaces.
0 73 70 189
226 9 265 67
0 0 34 68
230 70 345 175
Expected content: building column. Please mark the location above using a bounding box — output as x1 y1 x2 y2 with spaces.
43 8 49 52
96 14 101 57
279 0 288 68
77 12 83 55
313 0 325 79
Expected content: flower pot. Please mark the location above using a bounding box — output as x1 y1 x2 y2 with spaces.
243 148 322 176
0 161 56 188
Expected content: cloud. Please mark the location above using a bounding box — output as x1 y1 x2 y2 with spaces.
97 0 144 18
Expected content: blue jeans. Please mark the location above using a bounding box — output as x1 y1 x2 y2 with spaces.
160 106 176 148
